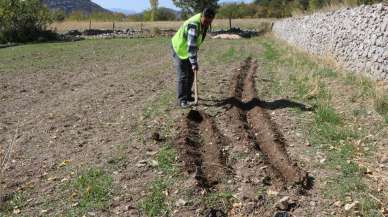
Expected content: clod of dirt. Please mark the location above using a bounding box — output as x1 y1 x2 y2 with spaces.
204 208 226 217
187 110 204 122
151 131 162 142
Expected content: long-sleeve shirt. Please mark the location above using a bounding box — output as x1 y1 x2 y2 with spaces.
187 23 198 67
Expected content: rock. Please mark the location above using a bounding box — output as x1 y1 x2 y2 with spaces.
150 160 159 167
267 189 279 196
334 201 342 207
276 196 290 210
136 160 147 167
379 155 388 164
13 208 21 214
175 198 187 207
344 201 359 211
272 4 388 80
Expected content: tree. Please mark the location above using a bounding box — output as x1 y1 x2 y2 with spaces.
0 0 54 43
149 0 158 21
172 0 219 14
217 3 257 28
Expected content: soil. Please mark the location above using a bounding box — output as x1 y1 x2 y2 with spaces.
174 57 313 216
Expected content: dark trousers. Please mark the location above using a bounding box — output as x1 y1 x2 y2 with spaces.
172 49 194 104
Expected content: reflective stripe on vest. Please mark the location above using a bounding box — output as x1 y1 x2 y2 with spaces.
171 13 203 60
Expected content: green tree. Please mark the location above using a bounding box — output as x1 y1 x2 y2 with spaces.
172 0 219 14
143 7 177 21
0 0 54 43
149 0 158 21
217 3 258 28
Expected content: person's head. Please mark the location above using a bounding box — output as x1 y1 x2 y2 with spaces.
201 7 216 28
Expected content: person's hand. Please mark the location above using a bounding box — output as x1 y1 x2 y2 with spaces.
192 64 198 72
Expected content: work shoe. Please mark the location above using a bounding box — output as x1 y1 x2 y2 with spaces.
187 96 195 102
179 101 189 108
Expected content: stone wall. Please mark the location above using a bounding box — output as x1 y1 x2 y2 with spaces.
272 3 388 80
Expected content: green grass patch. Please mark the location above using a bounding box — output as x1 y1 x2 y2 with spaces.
140 179 171 217
289 74 310 100
203 191 235 211
156 145 177 175
221 47 236 61
326 143 354 168
0 192 26 215
309 122 357 147
64 168 113 216
344 73 357 85
314 68 337 78
359 78 375 98
359 197 381 217
262 41 279 61
140 144 177 217
143 91 175 120
314 105 341 125
374 94 388 116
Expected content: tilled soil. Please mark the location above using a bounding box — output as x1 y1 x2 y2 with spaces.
174 57 312 216
0 39 176 216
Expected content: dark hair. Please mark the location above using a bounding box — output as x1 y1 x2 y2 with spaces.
203 7 216 19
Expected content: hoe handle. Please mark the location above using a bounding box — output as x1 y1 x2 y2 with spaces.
194 70 198 105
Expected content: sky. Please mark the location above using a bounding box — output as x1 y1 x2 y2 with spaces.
92 0 254 12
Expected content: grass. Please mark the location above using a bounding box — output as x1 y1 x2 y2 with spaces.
64 168 113 216
203 191 235 211
314 67 338 78
221 47 236 62
257 35 383 216
142 90 175 120
140 178 171 217
262 41 279 61
138 90 177 217
374 93 388 118
156 145 177 175
140 144 177 217
314 105 341 125
0 192 27 216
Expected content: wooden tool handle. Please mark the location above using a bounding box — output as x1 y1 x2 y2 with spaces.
194 70 198 105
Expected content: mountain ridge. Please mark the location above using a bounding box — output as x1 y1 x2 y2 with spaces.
41 0 111 14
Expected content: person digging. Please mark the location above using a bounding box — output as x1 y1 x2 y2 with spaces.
171 7 216 108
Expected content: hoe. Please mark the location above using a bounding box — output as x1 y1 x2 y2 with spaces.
194 69 198 105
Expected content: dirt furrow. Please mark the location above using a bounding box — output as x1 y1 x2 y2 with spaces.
175 110 229 189
243 60 308 185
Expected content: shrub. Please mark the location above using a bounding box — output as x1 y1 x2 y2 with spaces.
0 0 55 43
